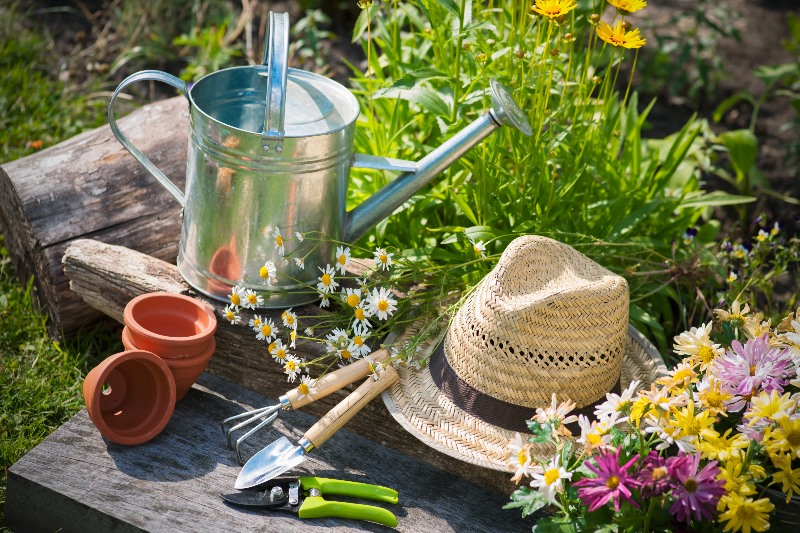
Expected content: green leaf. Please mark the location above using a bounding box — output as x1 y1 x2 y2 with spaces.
414 0 433 23
411 88 451 117
678 191 756 209
609 199 661 237
372 69 450 99
755 63 799 88
352 4 379 43
712 92 755 123
719 129 758 178
532 516 580 533
436 0 460 18
451 190 479 225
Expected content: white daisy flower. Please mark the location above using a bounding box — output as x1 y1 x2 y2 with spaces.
283 355 302 382
228 285 245 308
295 231 305 242
319 295 330 308
366 287 397 321
338 345 356 363
303 327 314 336
366 357 385 380
529 456 571 503
270 339 288 363
672 321 724 369
334 245 351 275
259 260 278 285
223 305 240 325
507 433 533 483
373 247 394 271
289 329 297 349
256 318 277 342
468 236 486 258
316 265 339 294
273 227 285 256
356 277 368 288
326 327 349 349
243 289 263 310
576 414 615 453
294 257 305 269
351 323 372 357
533 393 578 440
296 375 316 401
342 287 362 308
281 308 297 329
593 379 640 422
248 315 264 333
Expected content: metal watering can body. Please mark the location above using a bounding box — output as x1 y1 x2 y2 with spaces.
108 12 530 308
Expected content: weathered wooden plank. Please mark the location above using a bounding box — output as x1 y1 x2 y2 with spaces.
61 238 518 495
6 373 531 533
0 96 187 338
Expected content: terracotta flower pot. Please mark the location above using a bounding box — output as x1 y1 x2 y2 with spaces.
122 328 216 401
83 350 176 446
123 292 217 358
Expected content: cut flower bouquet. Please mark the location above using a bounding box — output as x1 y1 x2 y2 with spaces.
506 301 800 532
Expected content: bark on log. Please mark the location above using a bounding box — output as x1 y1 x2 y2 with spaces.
62 238 517 495
0 96 187 338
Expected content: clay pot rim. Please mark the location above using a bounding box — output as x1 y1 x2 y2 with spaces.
84 350 176 445
121 326 214 359
124 292 217 345
159 338 216 367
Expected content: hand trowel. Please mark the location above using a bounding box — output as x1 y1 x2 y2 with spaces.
235 361 399 489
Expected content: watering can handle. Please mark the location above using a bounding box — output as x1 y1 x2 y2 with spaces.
261 12 289 152
107 70 189 207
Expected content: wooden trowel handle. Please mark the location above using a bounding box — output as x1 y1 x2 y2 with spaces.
304 363 399 449
286 349 390 410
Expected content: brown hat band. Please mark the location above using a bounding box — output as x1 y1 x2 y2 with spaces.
429 341 621 433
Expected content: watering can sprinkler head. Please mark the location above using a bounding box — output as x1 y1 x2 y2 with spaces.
488 78 532 137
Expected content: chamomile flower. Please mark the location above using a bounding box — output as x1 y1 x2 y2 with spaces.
355 277 368 288
316 265 339 294
319 295 330 308
367 358 384 379
289 329 297 349
334 245 351 275
228 285 245 308
281 308 297 329
366 287 397 321
295 232 304 242
342 287 362 308
352 305 373 329
272 226 285 256
351 323 372 357
249 315 264 333
373 247 394 271
270 339 288 363
256 318 277 342
338 345 356 362
468 236 486 258
242 289 263 310
296 375 316 401
326 327 350 349
223 305 240 325
294 257 305 269
259 260 278 285
596 21 646 49
283 355 302 382
507 433 533 483
529 456 572 503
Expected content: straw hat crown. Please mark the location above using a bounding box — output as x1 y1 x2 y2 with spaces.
445 235 627 408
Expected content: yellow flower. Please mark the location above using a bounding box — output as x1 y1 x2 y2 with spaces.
607 0 646 15
746 390 795 425
697 428 749 462
671 400 717 446
772 453 800 503
629 396 652 427
697 377 732 416
715 300 751 328
716 460 757 504
595 21 646 49
717 493 774 533
766 417 800 459
656 361 696 391
530 0 577 20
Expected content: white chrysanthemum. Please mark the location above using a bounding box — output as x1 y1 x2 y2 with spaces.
316 265 339 294
259 260 278 285
243 289 263 310
223 305 240 325
281 308 297 329
672 321 724 368
373 247 394 271
296 375 316 401
326 327 349 349
529 456 571 503
342 287 362 308
351 323 372 357
228 285 245 308
507 433 533 483
594 379 640 422
366 287 397 321
576 414 615 452
334 245 351 275
270 339 288 363
256 318 277 342
249 315 263 333
283 355 302 382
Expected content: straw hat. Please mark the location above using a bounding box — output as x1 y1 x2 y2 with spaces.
382 235 668 471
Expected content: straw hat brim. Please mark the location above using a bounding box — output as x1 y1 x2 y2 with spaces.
382 321 669 472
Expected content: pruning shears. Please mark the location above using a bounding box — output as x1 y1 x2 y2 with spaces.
220 476 399 528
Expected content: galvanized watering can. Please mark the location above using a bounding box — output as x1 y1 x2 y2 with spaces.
108 12 531 308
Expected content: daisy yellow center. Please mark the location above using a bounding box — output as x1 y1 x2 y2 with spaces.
353 335 364 347
247 294 258 305
378 300 389 312
735 504 756 522
684 478 698 493
259 266 269 278
286 315 294 325
787 429 800 447
518 450 528 466
588 433 602 446
341 349 352 360
321 274 331 286
606 476 620 490
268 342 276 352
261 324 272 336
544 468 560 486
276 235 283 247
226 311 235 320
355 308 366 320
276 349 286 360
338 254 347 265
673 368 693 382
253 319 262 327
651 466 667 481
298 383 310 395
347 294 360 307
473 245 482 254
702 390 727 409
684 418 701 436
286 360 296 371
231 293 240 306
379 253 388 263
697 345 715 364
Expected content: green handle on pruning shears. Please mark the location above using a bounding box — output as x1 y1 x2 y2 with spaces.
299 496 398 527
299 476 398 504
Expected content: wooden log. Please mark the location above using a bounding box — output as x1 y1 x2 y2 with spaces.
62 238 519 495
0 96 187 338
6 373 533 532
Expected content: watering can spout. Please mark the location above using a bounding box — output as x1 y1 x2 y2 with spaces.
343 79 531 243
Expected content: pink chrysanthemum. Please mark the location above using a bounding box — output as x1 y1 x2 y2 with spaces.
710 335 792 412
636 451 669 498
666 452 726 523
574 448 640 512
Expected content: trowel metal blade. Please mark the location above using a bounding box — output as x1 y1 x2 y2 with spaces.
234 436 306 489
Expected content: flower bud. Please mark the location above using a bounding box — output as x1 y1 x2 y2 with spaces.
550 48 560 57
622 20 632 31
592 75 602 85
590 13 600 24
515 48 526 59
